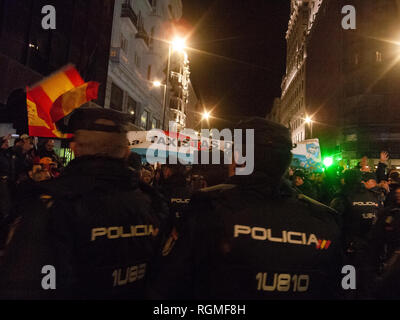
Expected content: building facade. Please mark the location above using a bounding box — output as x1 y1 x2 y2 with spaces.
105 0 192 132
266 98 282 124
185 81 200 130
0 0 115 113
275 0 400 166
280 0 310 144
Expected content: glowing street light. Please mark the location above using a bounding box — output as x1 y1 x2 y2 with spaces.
202 111 211 121
323 157 334 168
305 115 313 138
153 80 162 87
171 37 186 52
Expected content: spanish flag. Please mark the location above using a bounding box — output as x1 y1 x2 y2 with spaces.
26 65 99 138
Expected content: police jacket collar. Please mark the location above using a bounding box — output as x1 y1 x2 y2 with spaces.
39 156 139 197
226 171 293 198
162 173 186 187
63 155 127 175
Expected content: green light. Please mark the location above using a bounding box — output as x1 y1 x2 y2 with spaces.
323 157 333 167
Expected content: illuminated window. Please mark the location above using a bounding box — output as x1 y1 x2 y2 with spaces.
151 118 158 129
135 52 141 68
127 96 137 121
110 83 123 111
150 0 157 12
121 34 128 53
376 51 382 62
141 111 148 129
354 54 359 65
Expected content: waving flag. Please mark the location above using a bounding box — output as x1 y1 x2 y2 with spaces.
50 81 99 122
26 65 99 138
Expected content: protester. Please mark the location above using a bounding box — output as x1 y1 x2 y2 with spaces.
0 135 11 182
29 159 52 182
318 167 342 205
148 118 342 299
190 150 230 191
141 164 155 185
5 134 35 185
126 151 142 172
292 169 318 199
37 139 63 169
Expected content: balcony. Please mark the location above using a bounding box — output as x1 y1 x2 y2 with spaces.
135 22 150 47
110 47 129 65
169 97 184 111
121 2 138 30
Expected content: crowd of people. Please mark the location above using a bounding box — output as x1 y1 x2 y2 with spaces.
0 108 399 300
287 152 400 298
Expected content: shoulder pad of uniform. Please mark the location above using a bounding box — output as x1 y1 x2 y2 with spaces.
40 194 55 209
40 194 53 200
199 184 236 193
297 194 338 215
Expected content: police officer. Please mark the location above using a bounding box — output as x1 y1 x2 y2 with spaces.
158 159 192 230
148 118 341 300
366 187 400 299
331 171 382 253
0 107 167 299
330 170 383 298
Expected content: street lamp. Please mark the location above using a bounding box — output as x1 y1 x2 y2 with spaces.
153 80 162 88
305 115 313 139
200 110 212 130
202 111 211 121
171 37 186 52
161 36 187 130
152 80 167 130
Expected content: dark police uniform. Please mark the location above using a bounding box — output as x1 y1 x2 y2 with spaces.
367 205 400 299
148 118 342 300
0 107 168 299
158 172 192 226
331 186 382 252
330 176 383 299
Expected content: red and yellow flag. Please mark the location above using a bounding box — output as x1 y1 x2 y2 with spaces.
26 65 99 138
50 81 99 123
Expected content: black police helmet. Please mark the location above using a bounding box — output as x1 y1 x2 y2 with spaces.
235 117 293 178
57 105 132 134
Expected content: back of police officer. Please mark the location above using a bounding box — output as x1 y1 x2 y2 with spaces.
0 108 166 299
148 118 341 300
366 187 400 299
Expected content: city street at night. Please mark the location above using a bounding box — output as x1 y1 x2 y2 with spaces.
1 0 400 311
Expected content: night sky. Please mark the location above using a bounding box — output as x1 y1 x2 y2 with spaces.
183 0 290 128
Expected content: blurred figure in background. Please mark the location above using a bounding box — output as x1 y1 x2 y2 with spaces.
37 139 63 169
358 155 371 172
292 169 317 199
6 134 34 185
0 135 11 180
158 159 192 225
190 150 230 192
141 164 155 185
318 167 342 206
